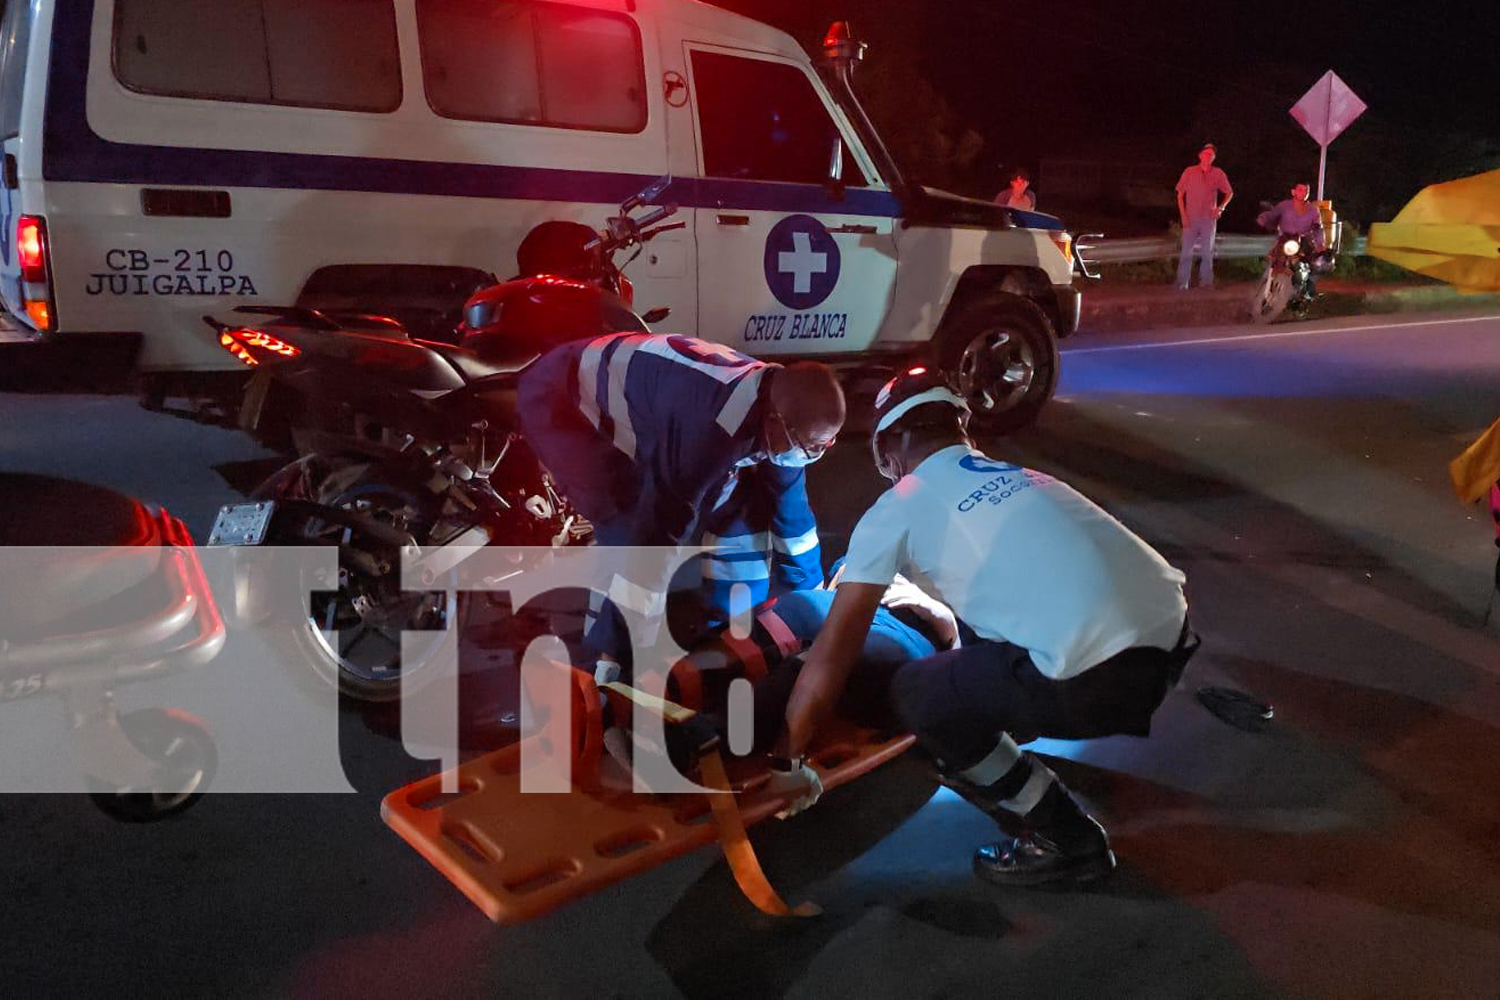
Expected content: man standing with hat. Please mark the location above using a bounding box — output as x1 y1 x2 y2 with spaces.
1175 142 1234 290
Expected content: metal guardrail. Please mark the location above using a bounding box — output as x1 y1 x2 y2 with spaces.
1077 230 1368 268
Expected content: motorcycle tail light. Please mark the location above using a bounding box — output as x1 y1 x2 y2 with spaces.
218 332 260 367
1281 239 1301 256
216 327 301 366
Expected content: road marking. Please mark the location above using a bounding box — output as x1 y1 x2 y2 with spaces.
1064 312 1500 355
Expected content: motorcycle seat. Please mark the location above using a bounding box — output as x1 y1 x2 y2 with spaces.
430 344 538 385
0 474 164 638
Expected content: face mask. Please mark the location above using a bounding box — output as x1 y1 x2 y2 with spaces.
769 447 821 468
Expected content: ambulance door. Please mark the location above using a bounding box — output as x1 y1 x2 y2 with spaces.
682 44 898 356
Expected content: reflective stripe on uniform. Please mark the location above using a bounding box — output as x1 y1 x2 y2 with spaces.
957 734 1023 786
602 334 653 460
702 556 772 582
606 573 668 617
716 366 769 436
997 759 1056 816
577 336 610 430
771 526 819 557
703 530 771 555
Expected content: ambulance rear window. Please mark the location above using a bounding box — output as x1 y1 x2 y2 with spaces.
113 0 402 113
0 0 35 137
691 51 866 188
416 0 647 133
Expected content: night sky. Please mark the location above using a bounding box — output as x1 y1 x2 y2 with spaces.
719 0 1500 222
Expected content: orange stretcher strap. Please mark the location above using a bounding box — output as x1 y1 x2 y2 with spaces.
602 680 819 919
700 749 821 918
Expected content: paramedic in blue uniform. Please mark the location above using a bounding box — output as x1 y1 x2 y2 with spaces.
517 332 844 666
778 368 1198 886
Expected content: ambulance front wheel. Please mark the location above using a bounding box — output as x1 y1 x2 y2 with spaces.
937 294 1059 435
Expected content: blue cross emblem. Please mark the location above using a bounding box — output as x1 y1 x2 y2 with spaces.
763 215 840 310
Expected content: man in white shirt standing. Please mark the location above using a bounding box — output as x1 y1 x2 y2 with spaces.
1175 142 1234 290
778 368 1197 886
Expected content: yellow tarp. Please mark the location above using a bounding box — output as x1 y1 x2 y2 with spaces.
1368 168 1500 293
1450 413 1500 503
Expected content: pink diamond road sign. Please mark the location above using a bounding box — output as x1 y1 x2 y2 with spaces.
1289 70 1368 200
1290 70 1368 147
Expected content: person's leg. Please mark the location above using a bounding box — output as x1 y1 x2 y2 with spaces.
744 593 935 748
1175 226 1196 289
1198 219 1218 287
889 643 1115 885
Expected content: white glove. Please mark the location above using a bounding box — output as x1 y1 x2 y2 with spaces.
766 758 824 819
881 574 961 649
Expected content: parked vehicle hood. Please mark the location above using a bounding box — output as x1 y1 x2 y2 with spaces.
903 186 1065 232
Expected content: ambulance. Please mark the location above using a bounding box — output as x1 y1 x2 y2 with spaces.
0 0 1079 429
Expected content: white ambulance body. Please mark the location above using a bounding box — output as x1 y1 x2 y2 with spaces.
0 0 1078 426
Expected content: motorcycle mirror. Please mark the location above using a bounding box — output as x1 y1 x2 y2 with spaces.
622 175 672 215
641 307 672 325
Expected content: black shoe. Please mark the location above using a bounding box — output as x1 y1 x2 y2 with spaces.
973 816 1116 887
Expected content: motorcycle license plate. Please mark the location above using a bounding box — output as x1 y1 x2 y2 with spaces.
207 501 277 546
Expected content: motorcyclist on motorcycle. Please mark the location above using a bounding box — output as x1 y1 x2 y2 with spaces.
1258 183 1329 279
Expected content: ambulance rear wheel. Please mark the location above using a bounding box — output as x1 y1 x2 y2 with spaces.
937 293 1059 434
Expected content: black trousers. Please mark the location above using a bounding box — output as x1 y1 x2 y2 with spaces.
889 624 1196 773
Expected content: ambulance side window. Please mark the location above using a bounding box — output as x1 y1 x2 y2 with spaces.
112 0 402 112
416 0 646 133
691 51 865 187
0 0 35 138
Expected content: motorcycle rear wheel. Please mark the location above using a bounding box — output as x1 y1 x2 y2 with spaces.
254 458 455 703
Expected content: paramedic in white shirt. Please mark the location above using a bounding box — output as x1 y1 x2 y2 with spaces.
779 367 1198 886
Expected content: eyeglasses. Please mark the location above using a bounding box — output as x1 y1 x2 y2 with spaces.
771 408 836 460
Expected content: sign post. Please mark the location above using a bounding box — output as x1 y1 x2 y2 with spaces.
1289 71 1368 201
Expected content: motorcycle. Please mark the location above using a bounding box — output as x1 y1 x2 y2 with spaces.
0 474 224 821
1249 226 1332 325
205 179 682 703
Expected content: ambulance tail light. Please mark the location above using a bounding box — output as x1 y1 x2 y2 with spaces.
17 215 55 332
17 216 46 282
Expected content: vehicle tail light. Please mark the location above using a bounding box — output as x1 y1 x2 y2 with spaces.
16 215 55 332
216 327 300 367
218 331 260 367
17 215 47 283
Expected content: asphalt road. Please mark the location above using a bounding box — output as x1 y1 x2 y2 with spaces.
3 308 1500 999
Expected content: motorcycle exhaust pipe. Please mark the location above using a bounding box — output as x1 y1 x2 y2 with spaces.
410 525 493 587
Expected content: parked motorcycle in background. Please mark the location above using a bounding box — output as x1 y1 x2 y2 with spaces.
205 179 681 702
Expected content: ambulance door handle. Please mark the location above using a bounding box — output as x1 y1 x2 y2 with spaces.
716 214 750 227
830 224 877 235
